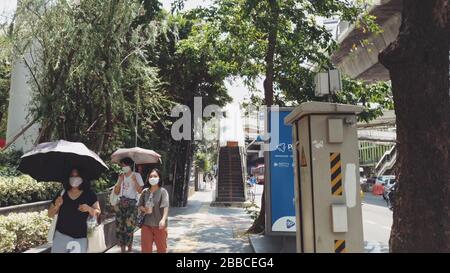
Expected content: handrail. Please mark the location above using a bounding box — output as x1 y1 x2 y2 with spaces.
378 152 396 176
375 144 396 170
375 144 397 176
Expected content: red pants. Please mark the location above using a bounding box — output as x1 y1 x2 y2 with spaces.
141 225 168 253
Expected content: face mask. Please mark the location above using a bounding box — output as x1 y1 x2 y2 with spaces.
149 177 159 186
69 177 83 188
122 166 131 173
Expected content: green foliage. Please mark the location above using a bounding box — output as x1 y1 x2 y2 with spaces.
194 153 209 172
244 202 260 221
149 12 232 108
268 74 394 122
0 211 51 253
198 0 371 93
335 78 394 122
91 177 115 193
0 150 23 176
13 0 172 154
6 2 235 207
0 32 11 139
139 11 232 202
0 175 61 207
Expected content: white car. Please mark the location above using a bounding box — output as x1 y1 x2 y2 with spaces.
376 175 395 186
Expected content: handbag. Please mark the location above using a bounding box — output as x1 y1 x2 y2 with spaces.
87 223 106 253
47 190 65 243
136 189 149 228
109 188 120 206
137 212 146 228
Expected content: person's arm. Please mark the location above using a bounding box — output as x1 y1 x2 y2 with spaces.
159 207 169 229
48 196 63 218
89 201 101 217
79 203 99 217
79 192 101 217
159 190 170 229
114 174 124 194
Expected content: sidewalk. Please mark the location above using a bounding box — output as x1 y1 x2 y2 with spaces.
106 190 254 253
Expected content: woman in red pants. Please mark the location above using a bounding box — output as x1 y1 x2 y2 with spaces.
138 168 169 253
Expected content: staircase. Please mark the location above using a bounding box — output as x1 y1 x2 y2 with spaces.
375 145 397 176
215 146 245 203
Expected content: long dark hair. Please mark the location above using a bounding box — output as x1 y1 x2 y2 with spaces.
145 168 163 188
63 167 91 191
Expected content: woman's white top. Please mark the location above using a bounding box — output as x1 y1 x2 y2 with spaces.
119 172 144 200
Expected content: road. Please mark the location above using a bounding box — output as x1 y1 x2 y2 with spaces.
362 192 392 252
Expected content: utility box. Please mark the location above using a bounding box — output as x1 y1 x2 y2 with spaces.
284 102 364 253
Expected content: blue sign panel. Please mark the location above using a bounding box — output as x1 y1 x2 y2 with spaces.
268 109 296 232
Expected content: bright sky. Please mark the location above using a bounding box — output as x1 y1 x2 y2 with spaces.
0 0 17 20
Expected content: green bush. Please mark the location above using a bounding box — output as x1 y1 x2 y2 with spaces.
91 177 115 193
0 150 23 177
244 203 260 221
0 210 51 253
0 175 62 207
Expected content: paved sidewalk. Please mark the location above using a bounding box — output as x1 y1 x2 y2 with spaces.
106 190 254 253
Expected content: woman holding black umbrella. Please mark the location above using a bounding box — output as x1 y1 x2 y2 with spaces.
48 168 101 253
18 140 108 253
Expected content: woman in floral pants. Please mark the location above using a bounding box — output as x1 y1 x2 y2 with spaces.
116 197 138 249
114 158 144 252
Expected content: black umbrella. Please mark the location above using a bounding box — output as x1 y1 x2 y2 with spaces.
18 140 108 182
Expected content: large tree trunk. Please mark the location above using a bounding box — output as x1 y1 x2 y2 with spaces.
379 0 450 252
248 0 279 234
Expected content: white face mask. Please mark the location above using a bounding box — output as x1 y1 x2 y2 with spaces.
149 177 159 186
122 166 131 173
69 177 83 188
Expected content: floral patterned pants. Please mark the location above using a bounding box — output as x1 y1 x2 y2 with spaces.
115 197 137 247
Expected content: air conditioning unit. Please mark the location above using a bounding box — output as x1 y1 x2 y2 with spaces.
328 69 342 94
314 72 329 97
314 69 342 97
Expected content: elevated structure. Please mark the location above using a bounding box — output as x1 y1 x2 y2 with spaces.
332 0 402 81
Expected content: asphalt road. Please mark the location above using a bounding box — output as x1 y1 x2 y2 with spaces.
362 193 392 252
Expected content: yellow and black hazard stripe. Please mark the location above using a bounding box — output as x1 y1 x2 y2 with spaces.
334 240 346 253
330 152 343 196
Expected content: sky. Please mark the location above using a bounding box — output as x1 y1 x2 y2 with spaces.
0 0 253 104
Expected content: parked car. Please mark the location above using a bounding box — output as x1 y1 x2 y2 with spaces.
376 175 395 186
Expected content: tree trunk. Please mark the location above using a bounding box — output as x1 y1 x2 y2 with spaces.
262 0 278 107
379 0 450 252
182 142 194 205
194 168 199 191
172 139 193 207
248 0 279 234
